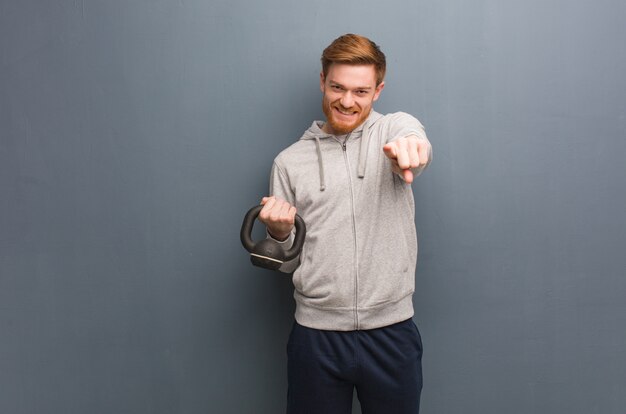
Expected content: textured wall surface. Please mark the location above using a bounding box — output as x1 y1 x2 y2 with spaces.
2 1 625 413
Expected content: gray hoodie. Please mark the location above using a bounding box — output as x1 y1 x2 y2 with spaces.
269 110 431 331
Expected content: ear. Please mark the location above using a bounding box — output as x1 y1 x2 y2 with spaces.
320 71 326 93
373 81 385 102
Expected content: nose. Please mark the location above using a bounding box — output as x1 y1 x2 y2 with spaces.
340 92 354 109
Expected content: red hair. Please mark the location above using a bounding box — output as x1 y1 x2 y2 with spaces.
321 34 387 86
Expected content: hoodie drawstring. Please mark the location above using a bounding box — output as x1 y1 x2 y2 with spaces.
357 126 369 179
307 112 382 191
314 136 326 191
314 125 369 191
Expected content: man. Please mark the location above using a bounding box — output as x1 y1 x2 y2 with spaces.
258 34 432 414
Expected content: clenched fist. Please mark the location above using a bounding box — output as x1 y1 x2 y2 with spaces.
258 196 297 242
383 135 431 184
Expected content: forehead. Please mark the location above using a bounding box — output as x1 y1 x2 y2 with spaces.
325 64 377 87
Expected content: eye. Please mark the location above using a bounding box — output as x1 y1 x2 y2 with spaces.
331 85 343 91
356 90 367 95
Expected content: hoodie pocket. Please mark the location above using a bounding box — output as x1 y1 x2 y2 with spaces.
292 234 354 308
358 221 416 308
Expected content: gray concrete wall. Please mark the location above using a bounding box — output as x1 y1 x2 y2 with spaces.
2 0 625 413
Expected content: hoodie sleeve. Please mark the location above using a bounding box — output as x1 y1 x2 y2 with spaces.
386 112 433 178
267 161 301 274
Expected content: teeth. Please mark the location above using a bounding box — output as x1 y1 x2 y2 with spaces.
337 109 356 115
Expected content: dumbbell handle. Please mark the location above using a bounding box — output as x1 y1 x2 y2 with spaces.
240 205 306 262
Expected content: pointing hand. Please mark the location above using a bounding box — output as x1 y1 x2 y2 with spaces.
383 135 431 184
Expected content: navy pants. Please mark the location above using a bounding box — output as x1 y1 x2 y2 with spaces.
286 319 423 414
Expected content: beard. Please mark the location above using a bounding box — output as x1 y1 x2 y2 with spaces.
322 96 371 135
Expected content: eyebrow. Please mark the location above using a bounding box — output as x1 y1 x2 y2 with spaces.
329 81 373 91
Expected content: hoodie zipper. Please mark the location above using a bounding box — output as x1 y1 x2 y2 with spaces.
336 134 360 330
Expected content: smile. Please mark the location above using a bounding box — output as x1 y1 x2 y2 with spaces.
334 107 358 116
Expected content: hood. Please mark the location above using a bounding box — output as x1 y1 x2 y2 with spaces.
300 111 384 191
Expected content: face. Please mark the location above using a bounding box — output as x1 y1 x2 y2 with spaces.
320 64 384 135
